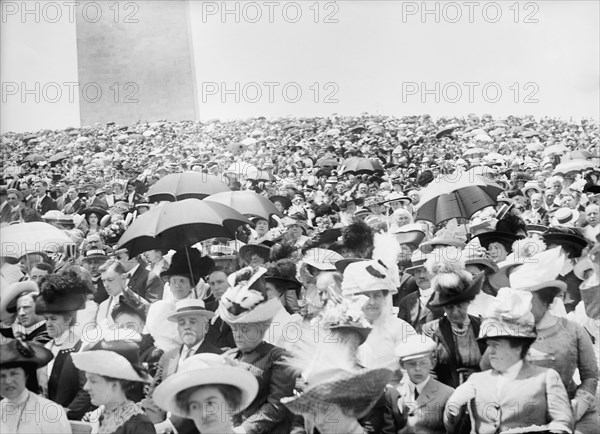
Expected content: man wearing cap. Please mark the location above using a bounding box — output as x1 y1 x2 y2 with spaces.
383 335 454 434
0 340 71 433
88 186 109 210
81 247 109 304
143 299 222 434
0 188 22 224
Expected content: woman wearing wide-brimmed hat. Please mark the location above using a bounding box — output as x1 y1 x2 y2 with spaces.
283 295 390 434
217 267 296 434
34 272 93 420
341 258 417 384
72 339 155 434
542 226 589 313
445 288 573 433
481 247 599 433
0 339 71 433
421 257 488 389
152 353 259 434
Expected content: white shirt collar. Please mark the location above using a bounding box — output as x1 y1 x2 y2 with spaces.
4 389 29 404
499 359 523 378
180 340 203 361
398 374 431 396
12 320 46 336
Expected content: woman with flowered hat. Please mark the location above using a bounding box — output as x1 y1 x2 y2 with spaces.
217 266 296 434
341 257 417 384
283 294 391 434
0 339 71 433
152 353 259 434
72 339 155 434
445 288 573 433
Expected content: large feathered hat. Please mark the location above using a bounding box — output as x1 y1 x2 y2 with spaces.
426 257 485 307
35 273 88 314
479 288 537 340
281 296 391 420
341 219 374 258
218 267 281 324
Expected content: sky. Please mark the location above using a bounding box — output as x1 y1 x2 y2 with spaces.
2 0 599 133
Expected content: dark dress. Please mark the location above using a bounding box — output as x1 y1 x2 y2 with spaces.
47 340 94 420
232 342 296 434
112 414 157 434
422 315 487 389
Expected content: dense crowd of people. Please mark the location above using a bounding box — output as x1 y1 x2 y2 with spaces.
0 113 599 433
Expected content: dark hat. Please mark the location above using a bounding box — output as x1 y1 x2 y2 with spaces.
526 224 548 236
473 231 521 251
429 272 485 308
0 339 53 369
110 294 147 322
160 249 215 286
71 339 151 383
269 195 292 209
264 275 302 290
35 274 88 314
82 248 109 262
542 227 588 257
334 258 368 273
81 207 108 220
239 244 271 265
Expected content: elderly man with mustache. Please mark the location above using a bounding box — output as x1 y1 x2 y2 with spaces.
142 299 222 434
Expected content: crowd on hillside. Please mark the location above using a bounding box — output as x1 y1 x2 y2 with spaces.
1 114 599 434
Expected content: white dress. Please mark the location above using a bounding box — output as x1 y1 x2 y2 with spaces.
0 390 72 433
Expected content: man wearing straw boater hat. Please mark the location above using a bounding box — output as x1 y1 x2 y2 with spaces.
383 334 454 434
0 339 71 433
142 299 221 434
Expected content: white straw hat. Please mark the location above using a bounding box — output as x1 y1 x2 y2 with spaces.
153 353 258 418
71 339 152 383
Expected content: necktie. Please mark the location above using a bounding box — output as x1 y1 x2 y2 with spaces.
414 387 419 400
182 347 192 361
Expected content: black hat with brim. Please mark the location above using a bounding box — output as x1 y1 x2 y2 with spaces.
474 231 521 250
429 272 485 308
541 231 588 257
0 339 53 369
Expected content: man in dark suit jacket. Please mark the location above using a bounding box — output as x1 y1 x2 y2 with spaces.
397 252 444 333
116 250 164 302
383 335 454 434
127 261 164 303
142 300 221 434
32 179 57 215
